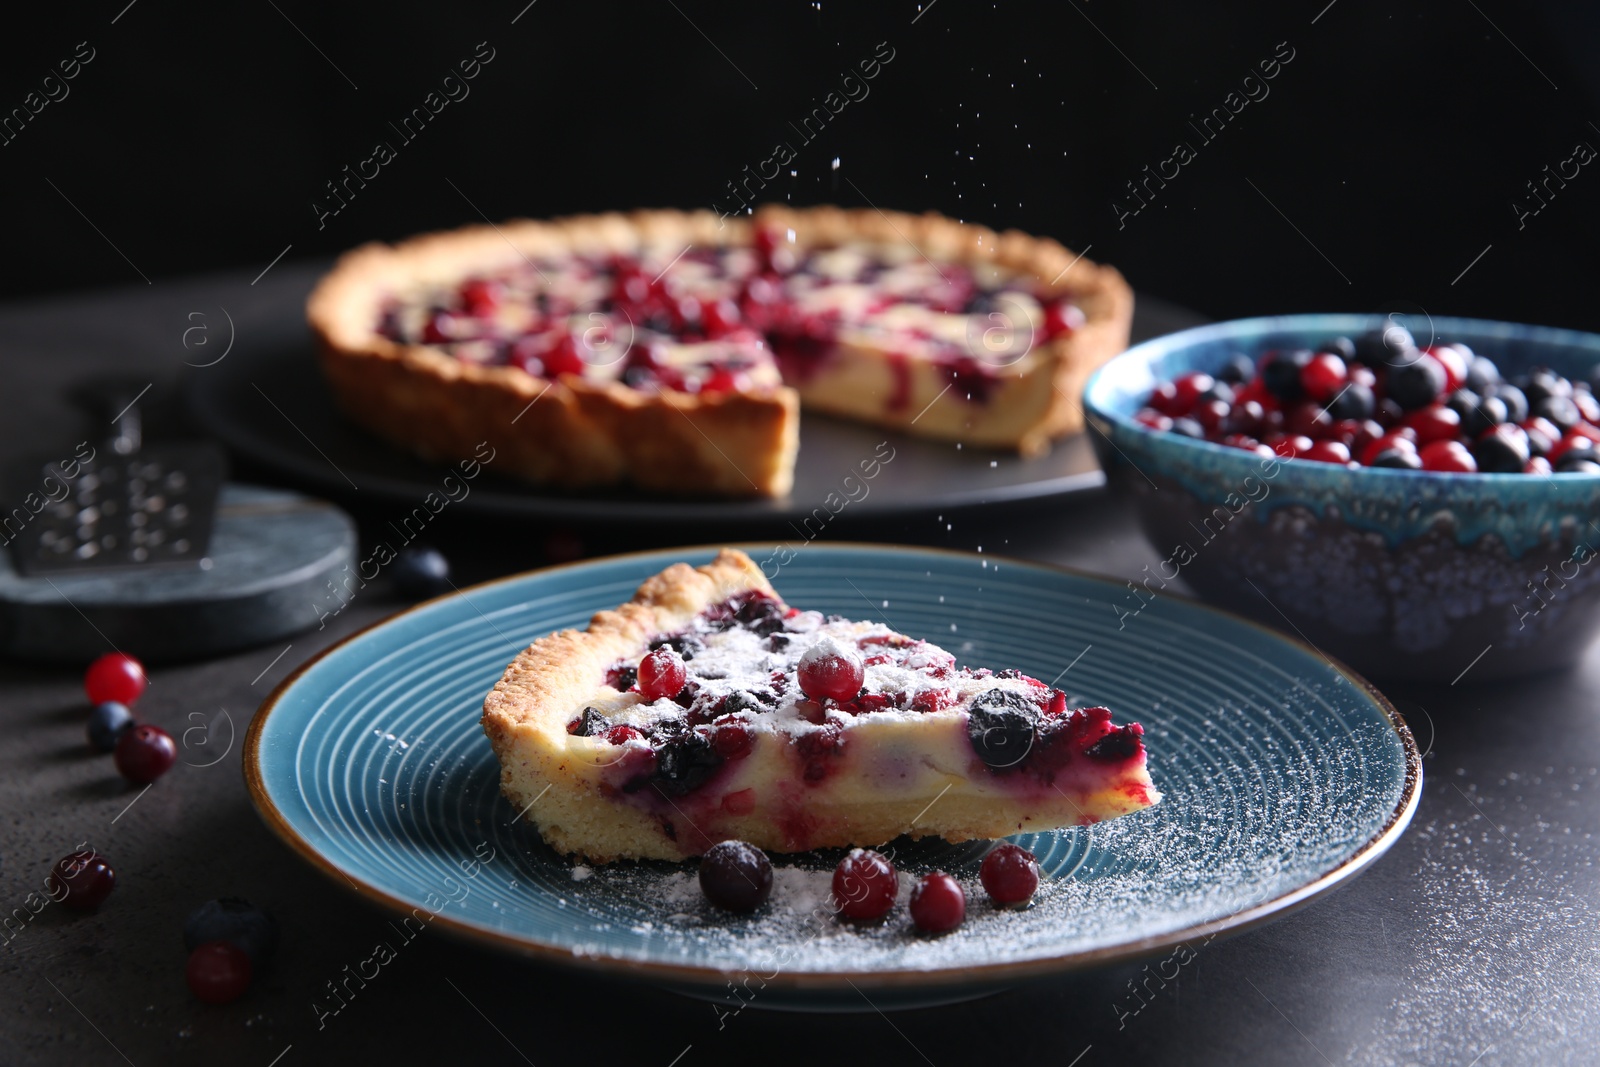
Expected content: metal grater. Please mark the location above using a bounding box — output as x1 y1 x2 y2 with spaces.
7 387 226 576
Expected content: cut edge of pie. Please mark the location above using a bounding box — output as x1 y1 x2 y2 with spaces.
307 207 1132 498
480 549 1161 864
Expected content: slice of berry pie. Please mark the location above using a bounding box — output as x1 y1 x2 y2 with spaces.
309 206 1132 497
481 550 1160 863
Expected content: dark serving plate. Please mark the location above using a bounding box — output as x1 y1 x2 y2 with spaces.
185 295 1204 529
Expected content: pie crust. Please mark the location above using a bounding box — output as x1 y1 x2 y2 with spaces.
481 549 1160 863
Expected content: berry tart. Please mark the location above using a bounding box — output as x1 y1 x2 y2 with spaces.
480 549 1160 862
309 207 1132 497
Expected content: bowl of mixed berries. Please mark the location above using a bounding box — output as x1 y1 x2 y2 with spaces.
1083 313 1600 681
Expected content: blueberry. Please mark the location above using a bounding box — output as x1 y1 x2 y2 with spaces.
1493 383 1529 424
1318 336 1357 361
721 690 775 717
86 702 134 753
569 707 612 737
1354 325 1414 366
1560 458 1600 475
1522 370 1572 406
1387 357 1447 411
1555 440 1598 472
184 898 279 966
1328 382 1376 421
1371 448 1423 469
1261 350 1312 401
1473 426 1529 473
698 840 773 912
649 633 706 661
1196 380 1236 406
650 729 723 796
966 689 1038 769
1534 395 1581 432
1169 417 1205 439
1465 356 1502 394
391 546 452 599
1217 354 1256 384
1447 389 1506 438
1085 725 1142 761
733 595 786 635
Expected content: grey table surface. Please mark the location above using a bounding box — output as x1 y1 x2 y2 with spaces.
2 266 1597 1066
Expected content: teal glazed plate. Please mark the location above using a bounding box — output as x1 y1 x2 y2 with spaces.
245 545 1420 1011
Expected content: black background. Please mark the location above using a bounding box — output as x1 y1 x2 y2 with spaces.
4 0 1600 331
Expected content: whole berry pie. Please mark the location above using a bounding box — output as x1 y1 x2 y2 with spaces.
308 206 1132 497
480 549 1160 862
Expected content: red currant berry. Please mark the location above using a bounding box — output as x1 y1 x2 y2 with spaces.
543 334 588 378
909 872 966 933
49 850 116 911
1300 353 1348 401
1303 440 1351 464
1425 344 1469 392
186 941 253 1004
1134 407 1173 432
1525 456 1554 475
1191 398 1231 435
1359 430 1417 466
114 724 177 785
603 724 642 745
1283 402 1332 439
1229 399 1267 437
1419 439 1478 472
1042 301 1085 339
1269 434 1314 460
701 298 742 337
637 647 688 703
1403 404 1462 446
84 653 146 706
831 848 897 921
1146 381 1182 416
1170 372 1214 414
797 637 865 703
459 278 502 318
701 367 744 394
711 719 754 759
980 843 1040 906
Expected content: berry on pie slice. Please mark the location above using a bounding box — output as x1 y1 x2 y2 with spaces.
480 549 1161 863
309 206 1132 498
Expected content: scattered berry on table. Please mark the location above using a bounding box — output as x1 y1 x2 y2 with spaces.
186 941 253 1004
698 840 774 912
909 872 966 933
831 848 897 921
84 653 146 706
183 898 279 965
49 850 116 911
391 546 453 599
86 702 135 753
980 843 1040 906
114 724 177 785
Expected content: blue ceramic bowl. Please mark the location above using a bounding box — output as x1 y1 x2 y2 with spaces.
1084 313 1600 681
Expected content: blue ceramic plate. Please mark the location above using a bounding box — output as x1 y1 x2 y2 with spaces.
245 545 1420 1010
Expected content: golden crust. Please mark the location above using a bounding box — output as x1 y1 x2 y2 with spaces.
481 549 1161 864
308 206 1132 494
480 550 776 862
